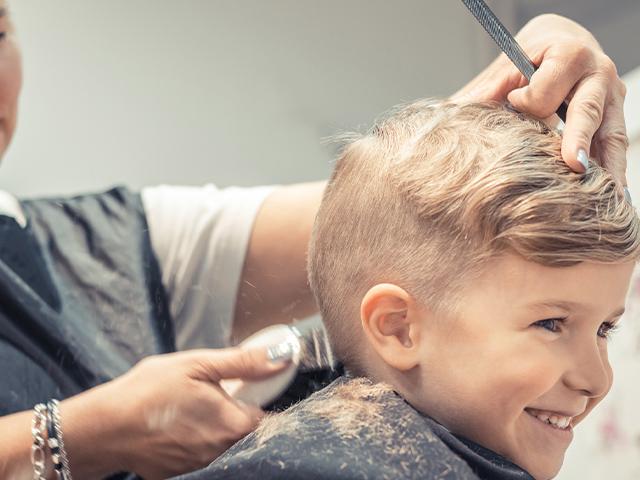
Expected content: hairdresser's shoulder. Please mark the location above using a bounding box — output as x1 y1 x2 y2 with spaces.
175 376 480 480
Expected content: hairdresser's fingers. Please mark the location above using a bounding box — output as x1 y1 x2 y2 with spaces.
589 89 629 186
184 346 293 383
451 53 526 103
506 45 588 119
560 75 611 173
215 392 265 437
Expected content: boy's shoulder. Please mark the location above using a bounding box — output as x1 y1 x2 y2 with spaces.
177 376 481 480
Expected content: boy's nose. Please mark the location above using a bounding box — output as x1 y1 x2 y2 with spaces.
562 340 612 398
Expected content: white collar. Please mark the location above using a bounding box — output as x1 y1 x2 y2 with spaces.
0 190 27 227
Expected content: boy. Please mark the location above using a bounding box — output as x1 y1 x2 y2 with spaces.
178 100 639 480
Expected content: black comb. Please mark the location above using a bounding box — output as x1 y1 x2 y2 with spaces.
461 0 568 122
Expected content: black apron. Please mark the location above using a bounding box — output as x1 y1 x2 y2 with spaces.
0 186 173 479
175 376 535 480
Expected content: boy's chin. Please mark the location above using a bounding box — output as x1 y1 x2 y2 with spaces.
516 451 565 480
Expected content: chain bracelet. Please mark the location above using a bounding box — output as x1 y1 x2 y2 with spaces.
30 403 48 480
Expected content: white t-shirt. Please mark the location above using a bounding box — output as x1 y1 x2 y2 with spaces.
0 184 276 351
141 184 275 350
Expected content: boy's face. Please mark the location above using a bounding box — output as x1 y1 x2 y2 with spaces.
414 254 634 480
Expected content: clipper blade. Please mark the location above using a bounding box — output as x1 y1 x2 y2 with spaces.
290 317 337 372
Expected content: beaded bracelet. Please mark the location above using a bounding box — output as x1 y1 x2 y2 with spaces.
46 402 63 479
47 399 73 480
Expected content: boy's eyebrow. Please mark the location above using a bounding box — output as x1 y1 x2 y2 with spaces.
527 300 625 319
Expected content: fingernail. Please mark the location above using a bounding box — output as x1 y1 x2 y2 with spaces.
624 187 633 205
267 341 295 363
577 149 589 172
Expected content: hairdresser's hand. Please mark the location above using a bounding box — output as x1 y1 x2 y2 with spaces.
453 14 628 186
69 347 290 479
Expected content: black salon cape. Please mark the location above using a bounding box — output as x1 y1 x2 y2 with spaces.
175 376 535 480
0 187 172 480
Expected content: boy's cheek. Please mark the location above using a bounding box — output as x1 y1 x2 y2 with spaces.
508 357 561 393
474 353 562 419
478 341 561 396
419 352 558 429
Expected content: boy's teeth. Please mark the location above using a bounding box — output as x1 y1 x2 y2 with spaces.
528 409 571 430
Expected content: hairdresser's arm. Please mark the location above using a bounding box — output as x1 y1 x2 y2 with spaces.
0 347 288 480
453 14 628 186
232 181 326 341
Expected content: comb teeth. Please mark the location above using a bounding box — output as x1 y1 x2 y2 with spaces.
291 317 337 372
462 0 535 80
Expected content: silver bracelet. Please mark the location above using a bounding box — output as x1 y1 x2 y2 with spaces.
30 403 48 480
48 399 73 480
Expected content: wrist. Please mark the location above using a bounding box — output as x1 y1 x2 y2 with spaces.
58 383 133 477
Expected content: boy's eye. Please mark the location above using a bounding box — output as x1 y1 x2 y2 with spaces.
534 318 620 340
597 321 619 340
533 318 565 333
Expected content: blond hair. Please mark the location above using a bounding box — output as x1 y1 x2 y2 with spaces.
308 99 640 372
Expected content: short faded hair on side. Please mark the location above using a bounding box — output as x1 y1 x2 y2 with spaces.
308 99 640 373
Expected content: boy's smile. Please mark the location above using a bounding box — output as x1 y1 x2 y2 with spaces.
523 406 575 448
407 254 634 480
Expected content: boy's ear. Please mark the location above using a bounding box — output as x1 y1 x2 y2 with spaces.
360 283 422 371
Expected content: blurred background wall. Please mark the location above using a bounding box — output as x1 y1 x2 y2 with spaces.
3 0 491 196
2 1 639 479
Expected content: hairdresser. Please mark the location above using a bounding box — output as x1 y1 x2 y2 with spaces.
0 10 629 480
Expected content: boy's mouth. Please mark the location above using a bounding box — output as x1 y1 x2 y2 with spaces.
524 407 576 431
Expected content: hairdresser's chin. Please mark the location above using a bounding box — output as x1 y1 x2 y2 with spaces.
0 19 23 163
